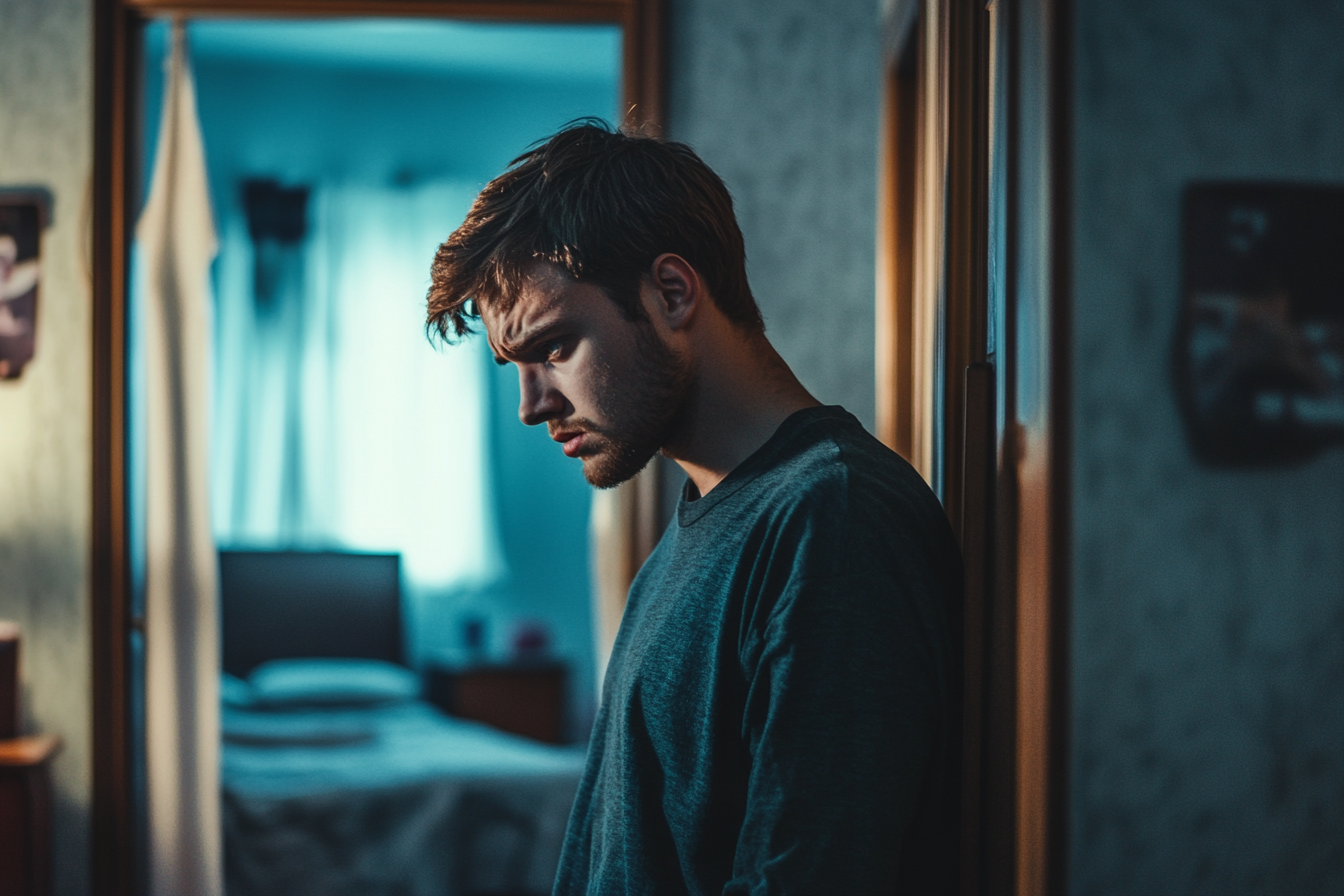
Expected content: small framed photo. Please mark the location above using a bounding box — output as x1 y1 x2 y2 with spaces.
0 196 44 380
1178 182 1344 465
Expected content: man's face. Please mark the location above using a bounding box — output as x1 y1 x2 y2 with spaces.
482 262 689 488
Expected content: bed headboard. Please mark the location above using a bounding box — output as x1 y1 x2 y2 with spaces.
219 550 403 678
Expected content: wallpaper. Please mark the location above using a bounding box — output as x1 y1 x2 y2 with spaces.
1070 0 1344 891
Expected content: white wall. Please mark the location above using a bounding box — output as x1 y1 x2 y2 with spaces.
1069 1 1344 892
0 1 94 893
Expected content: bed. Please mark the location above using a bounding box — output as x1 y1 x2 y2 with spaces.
218 550 587 896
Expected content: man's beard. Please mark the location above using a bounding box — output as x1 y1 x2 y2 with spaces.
553 322 690 489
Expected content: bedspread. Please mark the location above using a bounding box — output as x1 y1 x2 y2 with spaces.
221 701 587 896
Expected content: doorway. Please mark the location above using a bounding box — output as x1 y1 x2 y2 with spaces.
92 2 664 892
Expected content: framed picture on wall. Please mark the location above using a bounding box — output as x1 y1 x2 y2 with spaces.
0 195 44 380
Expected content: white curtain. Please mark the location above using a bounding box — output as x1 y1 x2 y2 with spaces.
211 179 503 597
137 22 222 896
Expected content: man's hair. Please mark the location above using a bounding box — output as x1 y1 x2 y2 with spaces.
427 120 762 341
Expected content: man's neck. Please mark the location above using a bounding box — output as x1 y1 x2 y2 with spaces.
662 330 821 497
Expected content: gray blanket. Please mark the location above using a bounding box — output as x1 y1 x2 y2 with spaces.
222 701 587 896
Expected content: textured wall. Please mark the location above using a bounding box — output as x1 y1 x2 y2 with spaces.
0 0 93 893
1069 1 1344 893
667 0 882 430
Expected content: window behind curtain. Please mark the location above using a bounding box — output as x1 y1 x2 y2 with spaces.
209 178 504 594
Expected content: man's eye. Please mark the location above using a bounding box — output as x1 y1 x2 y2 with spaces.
542 340 566 360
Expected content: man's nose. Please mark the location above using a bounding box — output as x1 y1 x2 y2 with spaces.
518 368 566 426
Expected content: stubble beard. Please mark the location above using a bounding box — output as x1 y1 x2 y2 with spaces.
569 322 690 489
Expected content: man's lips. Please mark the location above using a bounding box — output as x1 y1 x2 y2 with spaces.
552 431 585 458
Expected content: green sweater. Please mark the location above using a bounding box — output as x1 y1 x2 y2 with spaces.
556 406 963 896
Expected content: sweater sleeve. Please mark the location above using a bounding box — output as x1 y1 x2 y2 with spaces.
725 570 951 896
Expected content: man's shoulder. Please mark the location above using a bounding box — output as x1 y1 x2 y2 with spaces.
756 407 933 510
723 407 951 562
670 406 957 579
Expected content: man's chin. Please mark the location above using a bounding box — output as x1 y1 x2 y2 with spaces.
580 446 656 490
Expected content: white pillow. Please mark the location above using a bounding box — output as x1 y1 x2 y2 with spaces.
248 658 420 708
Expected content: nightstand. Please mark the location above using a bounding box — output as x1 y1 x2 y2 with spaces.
425 661 568 745
0 735 60 896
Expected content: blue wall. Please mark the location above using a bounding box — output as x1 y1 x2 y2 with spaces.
143 19 620 737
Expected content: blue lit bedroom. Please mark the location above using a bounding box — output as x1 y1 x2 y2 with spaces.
10 2 1344 896
132 16 621 894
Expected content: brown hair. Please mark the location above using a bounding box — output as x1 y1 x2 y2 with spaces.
426 120 762 341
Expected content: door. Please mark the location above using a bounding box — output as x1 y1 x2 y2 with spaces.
876 1 1070 893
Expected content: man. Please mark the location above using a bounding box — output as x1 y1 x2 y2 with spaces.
428 122 962 895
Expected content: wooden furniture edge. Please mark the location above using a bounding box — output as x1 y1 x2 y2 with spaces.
0 735 62 767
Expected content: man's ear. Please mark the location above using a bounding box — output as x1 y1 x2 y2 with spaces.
649 253 700 331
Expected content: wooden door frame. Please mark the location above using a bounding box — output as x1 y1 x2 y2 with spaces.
876 0 1071 893
1010 2 1072 894
875 0 917 461
90 2 663 890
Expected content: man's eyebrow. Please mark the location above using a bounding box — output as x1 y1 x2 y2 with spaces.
493 319 567 364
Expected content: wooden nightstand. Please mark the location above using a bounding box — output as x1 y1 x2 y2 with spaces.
425 661 568 745
0 735 60 896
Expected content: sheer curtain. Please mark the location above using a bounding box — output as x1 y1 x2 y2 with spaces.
136 23 222 895
211 178 503 598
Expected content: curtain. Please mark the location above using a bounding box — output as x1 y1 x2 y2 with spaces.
137 22 222 896
211 178 503 599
